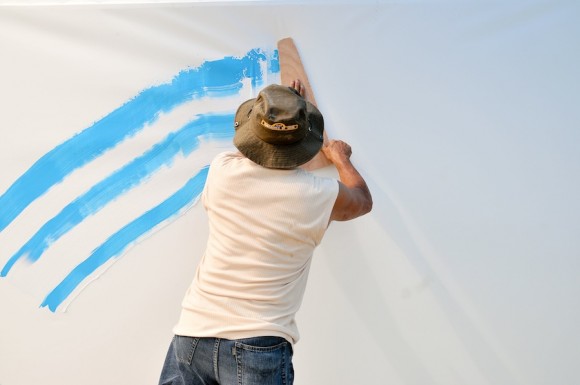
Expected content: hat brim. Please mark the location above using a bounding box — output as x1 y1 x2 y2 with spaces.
233 97 324 169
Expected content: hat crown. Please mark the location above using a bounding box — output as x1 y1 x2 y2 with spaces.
233 83 324 169
253 85 308 145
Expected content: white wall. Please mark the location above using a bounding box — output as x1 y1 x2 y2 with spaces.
1 2 579 385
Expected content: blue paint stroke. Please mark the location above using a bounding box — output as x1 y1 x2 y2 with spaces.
1 113 233 277
0 48 274 232
41 166 209 312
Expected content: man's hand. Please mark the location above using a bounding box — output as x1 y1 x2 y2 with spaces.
290 79 306 98
322 140 352 165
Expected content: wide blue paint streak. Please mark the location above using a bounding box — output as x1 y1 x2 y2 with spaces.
41 166 210 312
0 49 272 232
1 113 233 277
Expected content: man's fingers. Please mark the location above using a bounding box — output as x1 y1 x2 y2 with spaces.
290 79 305 97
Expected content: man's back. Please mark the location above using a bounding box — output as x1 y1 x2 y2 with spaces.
174 151 338 344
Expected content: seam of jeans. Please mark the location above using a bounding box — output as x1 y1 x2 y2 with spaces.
174 336 198 366
213 338 221 382
235 345 242 385
189 337 199 366
235 340 287 353
282 345 287 385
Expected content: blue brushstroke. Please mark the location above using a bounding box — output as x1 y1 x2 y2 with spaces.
1 113 233 277
41 166 210 312
269 49 280 74
0 46 280 311
0 48 274 232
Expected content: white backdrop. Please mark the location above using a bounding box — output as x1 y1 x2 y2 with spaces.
1 1 579 385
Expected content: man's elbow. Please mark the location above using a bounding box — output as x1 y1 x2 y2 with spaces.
362 196 373 216
348 195 373 221
332 187 373 222
358 187 373 217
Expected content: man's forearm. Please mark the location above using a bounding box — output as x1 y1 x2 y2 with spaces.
335 157 373 214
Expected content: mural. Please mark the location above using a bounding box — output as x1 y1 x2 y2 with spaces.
2 3 579 385
0 48 280 312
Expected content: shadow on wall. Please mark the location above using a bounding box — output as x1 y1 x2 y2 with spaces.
321 174 522 385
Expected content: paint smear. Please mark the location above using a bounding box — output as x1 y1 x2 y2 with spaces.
0 48 272 233
1 113 232 277
41 166 209 312
0 47 279 311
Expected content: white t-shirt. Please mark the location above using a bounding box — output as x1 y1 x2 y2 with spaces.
173 151 339 344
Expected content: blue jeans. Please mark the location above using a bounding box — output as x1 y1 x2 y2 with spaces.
158 335 294 385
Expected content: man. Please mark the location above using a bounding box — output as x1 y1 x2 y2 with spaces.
159 80 372 385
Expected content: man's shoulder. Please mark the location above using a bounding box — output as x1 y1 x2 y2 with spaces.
209 151 261 178
211 150 243 166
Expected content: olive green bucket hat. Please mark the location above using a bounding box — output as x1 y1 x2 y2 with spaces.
233 84 324 169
